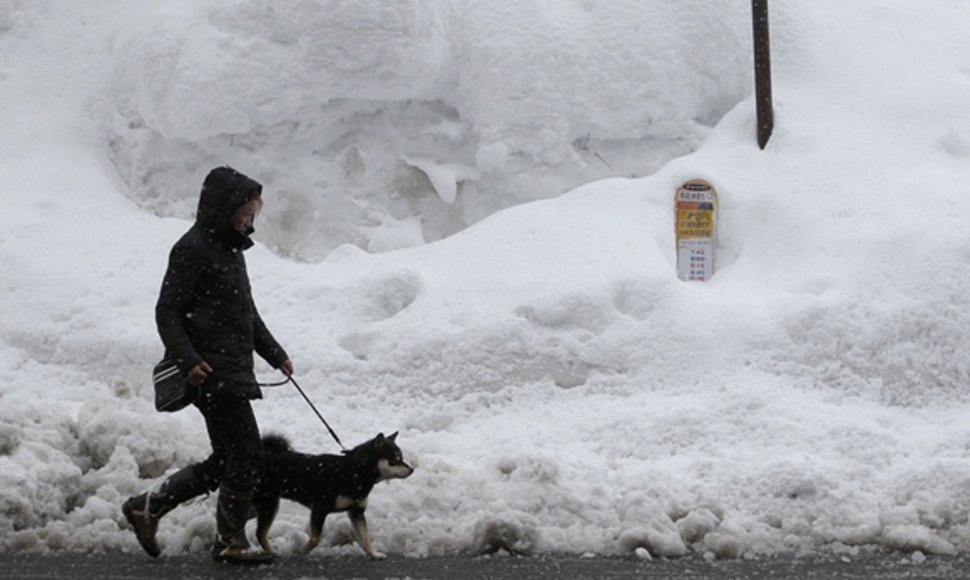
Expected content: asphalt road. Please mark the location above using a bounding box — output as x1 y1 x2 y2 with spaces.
0 551 967 580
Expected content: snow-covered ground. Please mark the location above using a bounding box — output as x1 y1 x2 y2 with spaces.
3 0 970 560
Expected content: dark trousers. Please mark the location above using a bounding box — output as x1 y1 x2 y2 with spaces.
191 390 264 492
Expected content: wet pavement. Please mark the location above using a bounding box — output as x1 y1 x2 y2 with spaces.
0 551 967 580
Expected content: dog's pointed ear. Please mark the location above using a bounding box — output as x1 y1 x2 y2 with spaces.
375 433 386 446
388 431 398 442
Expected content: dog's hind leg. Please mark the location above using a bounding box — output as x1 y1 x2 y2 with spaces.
349 507 386 560
254 497 280 554
301 505 328 554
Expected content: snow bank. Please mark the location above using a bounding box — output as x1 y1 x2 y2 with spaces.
105 0 751 260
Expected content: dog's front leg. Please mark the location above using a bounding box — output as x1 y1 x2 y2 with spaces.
302 505 328 554
349 507 385 560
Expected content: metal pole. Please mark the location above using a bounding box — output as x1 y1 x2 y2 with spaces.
752 0 774 149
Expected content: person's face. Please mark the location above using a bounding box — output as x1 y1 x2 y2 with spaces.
231 196 263 234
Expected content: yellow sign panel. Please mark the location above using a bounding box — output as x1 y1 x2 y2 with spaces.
677 207 715 239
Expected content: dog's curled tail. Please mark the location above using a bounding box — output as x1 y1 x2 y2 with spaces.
262 433 292 453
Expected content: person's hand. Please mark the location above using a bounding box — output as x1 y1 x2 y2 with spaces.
187 361 213 386
279 359 294 377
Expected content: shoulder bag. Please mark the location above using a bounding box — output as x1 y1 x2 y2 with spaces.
152 357 199 412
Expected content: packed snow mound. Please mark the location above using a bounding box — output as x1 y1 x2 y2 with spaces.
106 0 751 260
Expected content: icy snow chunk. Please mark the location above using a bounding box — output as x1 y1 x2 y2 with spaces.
76 401 184 478
618 526 687 558
0 443 83 534
473 511 540 555
880 525 957 555
676 508 720 544
703 532 743 560
879 506 920 528
401 157 480 205
619 492 689 557
618 519 689 558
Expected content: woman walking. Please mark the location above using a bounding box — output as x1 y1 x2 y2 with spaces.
123 166 293 564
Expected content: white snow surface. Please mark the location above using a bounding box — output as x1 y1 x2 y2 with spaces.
3 0 970 561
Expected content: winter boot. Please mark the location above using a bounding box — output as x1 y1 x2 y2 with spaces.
211 485 274 565
122 465 209 557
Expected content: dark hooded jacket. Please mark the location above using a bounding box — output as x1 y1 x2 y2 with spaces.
156 166 288 399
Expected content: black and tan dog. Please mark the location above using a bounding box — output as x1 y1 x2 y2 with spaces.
253 432 414 558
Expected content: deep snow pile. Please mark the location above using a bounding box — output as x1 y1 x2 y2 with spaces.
105 0 751 260
3 0 970 562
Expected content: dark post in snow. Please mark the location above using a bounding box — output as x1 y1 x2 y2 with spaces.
751 0 774 149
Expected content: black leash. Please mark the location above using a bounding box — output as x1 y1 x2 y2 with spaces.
262 375 347 452
256 377 292 387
